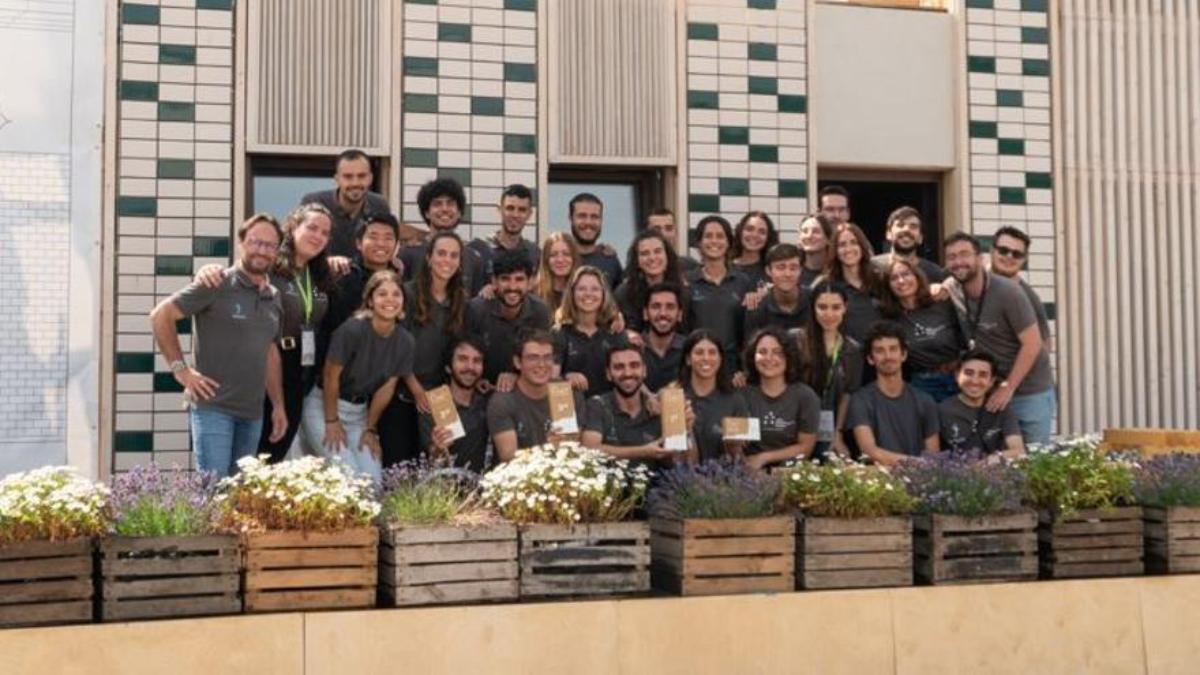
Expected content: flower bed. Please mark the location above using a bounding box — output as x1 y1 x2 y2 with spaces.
648 462 793 596
1136 454 1200 573
481 443 651 600
0 467 108 628
378 461 518 607
781 460 915 590
219 456 380 613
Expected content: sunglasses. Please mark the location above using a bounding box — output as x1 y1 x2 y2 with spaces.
993 244 1027 260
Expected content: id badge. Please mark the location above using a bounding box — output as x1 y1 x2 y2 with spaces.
300 329 316 366
818 409 836 442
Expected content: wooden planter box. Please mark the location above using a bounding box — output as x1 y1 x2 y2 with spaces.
98 535 240 621
1039 506 1144 579
650 516 794 596
797 516 913 590
914 511 1038 585
1145 506 1200 574
0 538 93 628
243 528 378 613
380 522 518 607
519 522 650 599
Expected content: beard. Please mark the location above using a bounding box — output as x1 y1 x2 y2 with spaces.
572 226 598 246
892 239 919 256
613 378 643 398
451 370 480 390
648 318 678 337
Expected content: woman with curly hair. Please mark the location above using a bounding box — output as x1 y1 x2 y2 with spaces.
739 326 821 469
614 229 685 332
731 210 779 289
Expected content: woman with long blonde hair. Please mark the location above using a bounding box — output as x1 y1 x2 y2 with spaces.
534 231 581 312
552 265 624 398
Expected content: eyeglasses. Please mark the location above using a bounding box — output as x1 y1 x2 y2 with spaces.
244 238 280 252
993 245 1027 260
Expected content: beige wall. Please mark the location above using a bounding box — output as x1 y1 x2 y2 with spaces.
811 3 958 170
6 575 1200 674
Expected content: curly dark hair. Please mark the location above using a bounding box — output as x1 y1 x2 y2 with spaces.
743 326 803 386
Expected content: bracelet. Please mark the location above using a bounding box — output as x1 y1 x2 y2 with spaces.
326 417 340 424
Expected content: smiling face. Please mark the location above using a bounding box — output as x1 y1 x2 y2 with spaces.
570 200 603 246
990 233 1028 278
798 217 828 256
739 216 769 255
644 290 681 337
292 212 331 262
357 222 398 269
547 241 575 279
448 342 485 390
515 340 555 386
607 348 646 397
836 229 863 268
752 334 787 382
240 221 281 275
819 193 850 225
945 240 982 284
814 291 846 333
888 262 919 302
957 358 995 401
888 215 923 255
495 270 530 308
637 237 668 279
426 195 461 231
334 157 372 206
499 194 532 235
571 272 605 315
766 256 801 293
687 338 723 382
699 221 730 261
367 280 404 321
427 236 462 282
867 336 906 376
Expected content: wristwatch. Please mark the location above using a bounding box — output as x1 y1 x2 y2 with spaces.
169 359 187 374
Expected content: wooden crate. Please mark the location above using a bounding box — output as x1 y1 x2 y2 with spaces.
650 516 794 596
243 528 378 613
914 512 1038 585
0 538 93 628
798 516 913 590
1145 506 1200 574
519 522 650 599
98 535 240 621
380 522 518 607
1039 507 1144 579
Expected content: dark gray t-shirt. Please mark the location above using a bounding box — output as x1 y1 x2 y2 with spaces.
486 387 586 451
583 392 663 470
469 236 540 279
899 300 965 373
171 267 282 420
580 249 623 289
847 383 940 457
466 295 552 383
326 316 415 400
870 253 948 284
553 325 622 399
402 280 461 390
741 383 821 459
686 268 753 368
744 290 809 340
270 269 329 339
960 273 1053 396
938 395 1021 456
1018 277 1051 342
686 385 750 463
400 239 488 296
418 391 491 472
643 333 686 392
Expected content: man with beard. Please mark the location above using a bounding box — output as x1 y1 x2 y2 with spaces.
942 232 1054 444
641 283 687 392
466 249 552 391
582 341 696 468
989 226 1051 341
646 208 699 274
847 321 940 466
470 184 540 276
818 185 852 226
399 177 489 295
419 337 493 472
939 350 1025 460
487 330 586 461
150 214 288 477
870 206 948 283
569 193 623 288
301 149 393 258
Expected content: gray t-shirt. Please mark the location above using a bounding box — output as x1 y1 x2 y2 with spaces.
938 395 1021 456
744 290 809 340
418 391 491 472
583 392 663 471
402 280 460 390
643 333 686 393
469 236 540 279
686 385 750 463
326 316 415 400
486 386 587 451
580 249 624 289
847 383 940 457
466 295 552 384
400 239 488 296
686 268 753 369
1018 277 1051 342
899 300 965 373
870 253 948 284
171 267 282 420
741 383 821 460
959 272 1054 396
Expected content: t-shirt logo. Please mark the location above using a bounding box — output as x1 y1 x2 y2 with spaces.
231 302 247 320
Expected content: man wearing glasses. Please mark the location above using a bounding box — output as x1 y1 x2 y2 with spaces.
486 329 585 462
150 214 288 477
990 226 1051 342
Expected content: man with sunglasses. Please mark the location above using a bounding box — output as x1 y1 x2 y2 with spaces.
990 227 1051 342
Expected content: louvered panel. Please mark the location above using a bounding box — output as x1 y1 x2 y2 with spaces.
246 0 391 154
548 0 676 164
1055 0 1200 432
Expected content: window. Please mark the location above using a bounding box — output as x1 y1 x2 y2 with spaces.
247 155 383 221
547 167 669 260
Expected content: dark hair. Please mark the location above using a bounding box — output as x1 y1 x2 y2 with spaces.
417 177 467 226
502 184 533 202
623 230 684 318
743 326 802 386
799 213 836 270
568 192 603 217
879 257 934 318
274 203 333 292
645 282 683 306
334 149 371 171
942 231 982 253
765 243 802 266
865 320 908 354
237 213 282 243
695 215 734 262
492 247 535 278
827 222 876 286
732 211 779 260
514 328 556 360
605 335 644 369
800 282 850 391
886 206 922 232
413 231 467 334
679 329 733 393
993 226 1031 249
819 185 850 204
648 207 674 220
445 334 486 367
958 349 998 376
355 211 400 240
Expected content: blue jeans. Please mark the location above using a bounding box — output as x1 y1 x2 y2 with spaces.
910 371 958 403
1009 387 1057 447
190 407 263 478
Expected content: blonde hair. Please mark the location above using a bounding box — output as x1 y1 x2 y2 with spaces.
535 231 581 309
554 266 620 329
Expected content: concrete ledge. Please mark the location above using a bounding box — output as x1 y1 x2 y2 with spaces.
6 576 1200 674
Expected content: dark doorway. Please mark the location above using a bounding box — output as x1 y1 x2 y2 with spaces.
817 177 942 264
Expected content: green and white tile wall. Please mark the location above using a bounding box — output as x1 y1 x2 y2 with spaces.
685 0 809 238
113 0 235 470
400 0 539 239
964 0 1056 327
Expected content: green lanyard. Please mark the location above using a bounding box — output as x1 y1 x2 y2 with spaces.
823 337 843 393
297 267 314 325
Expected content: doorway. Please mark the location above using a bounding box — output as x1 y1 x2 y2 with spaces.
817 173 942 264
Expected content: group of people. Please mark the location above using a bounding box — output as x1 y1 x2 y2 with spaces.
151 149 1056 480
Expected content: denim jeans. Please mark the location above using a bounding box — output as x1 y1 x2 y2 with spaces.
1008 387 1057 447
299 388 382 483
190 407 263 478
910 371 958 403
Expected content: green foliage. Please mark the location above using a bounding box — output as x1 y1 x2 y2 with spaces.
1019 436 1136 515
779 460 915 519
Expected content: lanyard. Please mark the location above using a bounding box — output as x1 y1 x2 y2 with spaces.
823 337 843 395
965 272 990 345
297 267 314 325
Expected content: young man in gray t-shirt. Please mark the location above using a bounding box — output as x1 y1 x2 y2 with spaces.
486 330 585 461
150 215 287 477
847 322 940 465
939 351 1025 460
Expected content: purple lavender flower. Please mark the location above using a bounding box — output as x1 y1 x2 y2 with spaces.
648 460 780 520
1134 454 1200 507
109 464 220 537
894 454 1025 517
